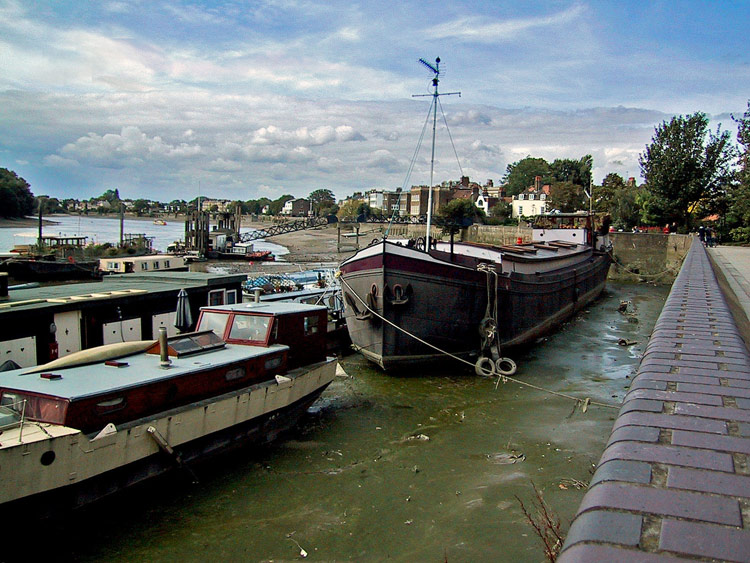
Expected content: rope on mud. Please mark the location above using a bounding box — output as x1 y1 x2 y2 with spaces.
339 275 619 411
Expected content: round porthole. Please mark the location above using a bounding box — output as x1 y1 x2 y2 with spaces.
41 451 56 466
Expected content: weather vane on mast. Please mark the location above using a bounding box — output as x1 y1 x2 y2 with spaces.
412 57 461 252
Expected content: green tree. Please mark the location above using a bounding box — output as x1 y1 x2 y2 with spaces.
309 189 336 217
502 157 551 196
337 199 362 221
728 101 750 242
438 198 485 234
0 168 35 218
548 181 586 213
551 155 593 187
132 199 151 215
639 112 735 231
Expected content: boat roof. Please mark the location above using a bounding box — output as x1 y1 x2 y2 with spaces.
0 343 287 401
201 302 327 316
0 271 246 314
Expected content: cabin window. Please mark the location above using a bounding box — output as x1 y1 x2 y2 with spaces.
96 397 126 414
164 260 170 268
0 392 66 425
154 261 160 269
208 289 225 306
226 290 237 305
229 315 271 342
303 315 319 335
141 263 148 270
197 312 230 338
264 356 282 370
225 367 246 381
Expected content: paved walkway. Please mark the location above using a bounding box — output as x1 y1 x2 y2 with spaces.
709 245 750 347
559 240 750 562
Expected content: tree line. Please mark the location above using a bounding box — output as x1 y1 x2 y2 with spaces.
2 101 749 241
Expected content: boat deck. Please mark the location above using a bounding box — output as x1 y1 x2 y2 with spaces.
0 343 287 400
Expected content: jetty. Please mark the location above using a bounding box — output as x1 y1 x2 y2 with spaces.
560 240 750 561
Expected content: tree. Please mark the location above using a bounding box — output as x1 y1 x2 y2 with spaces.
438 198 485 234
639 112 735 231
502 157 552 196
551 155 593 188
0 168 35 218
728 101 750 242
132 199 151 215
337 199 362 221
309 189 336 217
489 200 512 222
548 181 586 213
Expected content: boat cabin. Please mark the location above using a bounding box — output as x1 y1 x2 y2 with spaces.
196 302 328 369
99 254 188 274
0 302 327 434
532 213 611 251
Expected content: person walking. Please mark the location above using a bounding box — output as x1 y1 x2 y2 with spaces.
698 225 706 245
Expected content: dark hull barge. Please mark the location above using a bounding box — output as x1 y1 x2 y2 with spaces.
0 302 336 514
339 214 612 371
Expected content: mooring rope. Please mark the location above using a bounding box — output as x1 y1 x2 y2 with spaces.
338 274 619 411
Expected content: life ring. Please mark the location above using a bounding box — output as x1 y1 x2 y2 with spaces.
67 255 75 263
496 357 517 376
474 357 496 377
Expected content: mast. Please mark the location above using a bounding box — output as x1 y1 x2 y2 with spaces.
413 58 460 251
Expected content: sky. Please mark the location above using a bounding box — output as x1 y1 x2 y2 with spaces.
1 0 749 203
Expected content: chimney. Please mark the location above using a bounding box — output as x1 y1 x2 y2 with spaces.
534 176 542 191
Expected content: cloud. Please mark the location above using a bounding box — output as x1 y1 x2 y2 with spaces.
425 4 585 43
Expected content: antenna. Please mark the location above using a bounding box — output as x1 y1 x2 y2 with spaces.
412 57 460 252
419 57 439 75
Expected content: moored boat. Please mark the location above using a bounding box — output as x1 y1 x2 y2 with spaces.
337 57 612 372
339 213 612 371
0 301 336 515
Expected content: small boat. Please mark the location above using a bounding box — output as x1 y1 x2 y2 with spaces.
153 220 167 225
0 301 337 515
0 255 101 281
210 242 274 261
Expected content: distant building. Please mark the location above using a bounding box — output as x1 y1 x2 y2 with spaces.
200 199 231 213
511 176 550 218
281 198 311 216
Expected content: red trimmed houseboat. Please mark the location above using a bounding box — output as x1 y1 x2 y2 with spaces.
0 302 336 514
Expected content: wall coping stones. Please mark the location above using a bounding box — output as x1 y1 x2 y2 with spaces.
559 240 750 562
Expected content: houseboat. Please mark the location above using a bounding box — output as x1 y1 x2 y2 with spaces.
99 254 188 275
0 301 337 514
340 213 612 372
0 271 244 369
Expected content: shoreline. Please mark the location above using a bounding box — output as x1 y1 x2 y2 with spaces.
0 214 357 265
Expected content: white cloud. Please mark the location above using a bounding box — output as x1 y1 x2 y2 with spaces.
425 4 585 43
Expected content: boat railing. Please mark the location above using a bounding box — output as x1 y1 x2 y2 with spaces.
0 399 26 437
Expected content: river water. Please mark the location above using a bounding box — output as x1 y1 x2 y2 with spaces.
9 280 668 562
0 214 288 257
